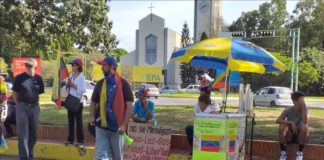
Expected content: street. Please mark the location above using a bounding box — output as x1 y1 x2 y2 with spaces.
151 97 324 109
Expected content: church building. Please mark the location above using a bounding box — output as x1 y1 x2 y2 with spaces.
120 13 182 88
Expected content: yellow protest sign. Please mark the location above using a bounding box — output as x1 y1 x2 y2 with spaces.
193 151 226 160
227 119 239 135
194 118 226 135
132 66 162 83
92 64 103 81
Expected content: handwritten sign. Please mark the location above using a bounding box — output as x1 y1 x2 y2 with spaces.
124 122 172 160
193 114 246 160
227 119 239 135
194 118 226 135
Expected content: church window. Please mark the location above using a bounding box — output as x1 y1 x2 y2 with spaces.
145 34 157 65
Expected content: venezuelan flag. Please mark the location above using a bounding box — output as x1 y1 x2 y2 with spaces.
228 135 236 152
52 50 69 108
201 135 221 152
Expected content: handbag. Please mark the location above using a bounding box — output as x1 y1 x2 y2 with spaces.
64 75 82 113
64 94 81 113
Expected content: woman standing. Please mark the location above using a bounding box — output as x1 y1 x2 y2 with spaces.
64 59 86 147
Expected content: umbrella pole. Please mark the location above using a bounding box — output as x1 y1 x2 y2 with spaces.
223 69 231 113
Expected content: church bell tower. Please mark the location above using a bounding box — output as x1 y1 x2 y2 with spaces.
194 0 222 42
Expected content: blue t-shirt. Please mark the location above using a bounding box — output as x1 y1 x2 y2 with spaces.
132 100 155 122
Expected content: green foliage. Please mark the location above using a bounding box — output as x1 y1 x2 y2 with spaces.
181 22 191 48
230 0 324 95
242 52 319 92
180 22 196 87
111 48 127 62
0 0 118 62
298 61 319 87
200 32 208 41
298 48 324 94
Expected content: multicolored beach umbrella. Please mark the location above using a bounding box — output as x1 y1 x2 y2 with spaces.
171 38 287 74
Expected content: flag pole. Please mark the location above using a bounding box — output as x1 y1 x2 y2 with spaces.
223 68 231 113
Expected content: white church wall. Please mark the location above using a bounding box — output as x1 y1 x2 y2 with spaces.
120 50 136 66
138 14 165 66
164 28 182 87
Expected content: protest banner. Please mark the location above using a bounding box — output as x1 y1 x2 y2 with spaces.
12 57 41 77
124 122 172 160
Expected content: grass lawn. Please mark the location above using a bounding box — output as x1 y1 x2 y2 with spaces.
39 104 324 144
39 90 53 103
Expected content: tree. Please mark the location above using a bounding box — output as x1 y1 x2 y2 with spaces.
229 10 259 37
241 52 319 93
299 47 324 94
111 48 127 62
179 22 195 87
0 0 118 61
200 32 208 41
181 22 191 48
287 0 324 48
270 0 287 29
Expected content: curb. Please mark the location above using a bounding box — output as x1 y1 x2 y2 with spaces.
1 140 95 160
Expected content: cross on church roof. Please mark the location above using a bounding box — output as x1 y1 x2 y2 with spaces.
148 3 155 22
148 3 155 14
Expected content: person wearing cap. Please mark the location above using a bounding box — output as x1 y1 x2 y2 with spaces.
131 88 156 124
12 58 44 159
63 58 86 147
89 56 134 160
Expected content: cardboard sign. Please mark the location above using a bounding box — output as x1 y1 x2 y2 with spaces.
124 122 172 160
194 118 226 135
12 58 41 77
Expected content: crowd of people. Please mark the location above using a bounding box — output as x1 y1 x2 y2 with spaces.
0 56 309 160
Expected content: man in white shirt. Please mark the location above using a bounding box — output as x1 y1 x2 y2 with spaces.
193 86 220 114
185 87 220 153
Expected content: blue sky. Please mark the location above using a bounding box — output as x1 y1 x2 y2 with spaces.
108 0 299 52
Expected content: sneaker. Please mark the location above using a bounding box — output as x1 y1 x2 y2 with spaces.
75 142 84 148
279 151 287 160
296 151 303 160
64 141 73 146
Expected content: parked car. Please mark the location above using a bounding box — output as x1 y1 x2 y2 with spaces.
159 86 180 94
180 85 201 93
61 80 96 106
135 84 160 99
253 86 293 107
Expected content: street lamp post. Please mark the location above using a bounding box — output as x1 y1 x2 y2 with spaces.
294 28 301 91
